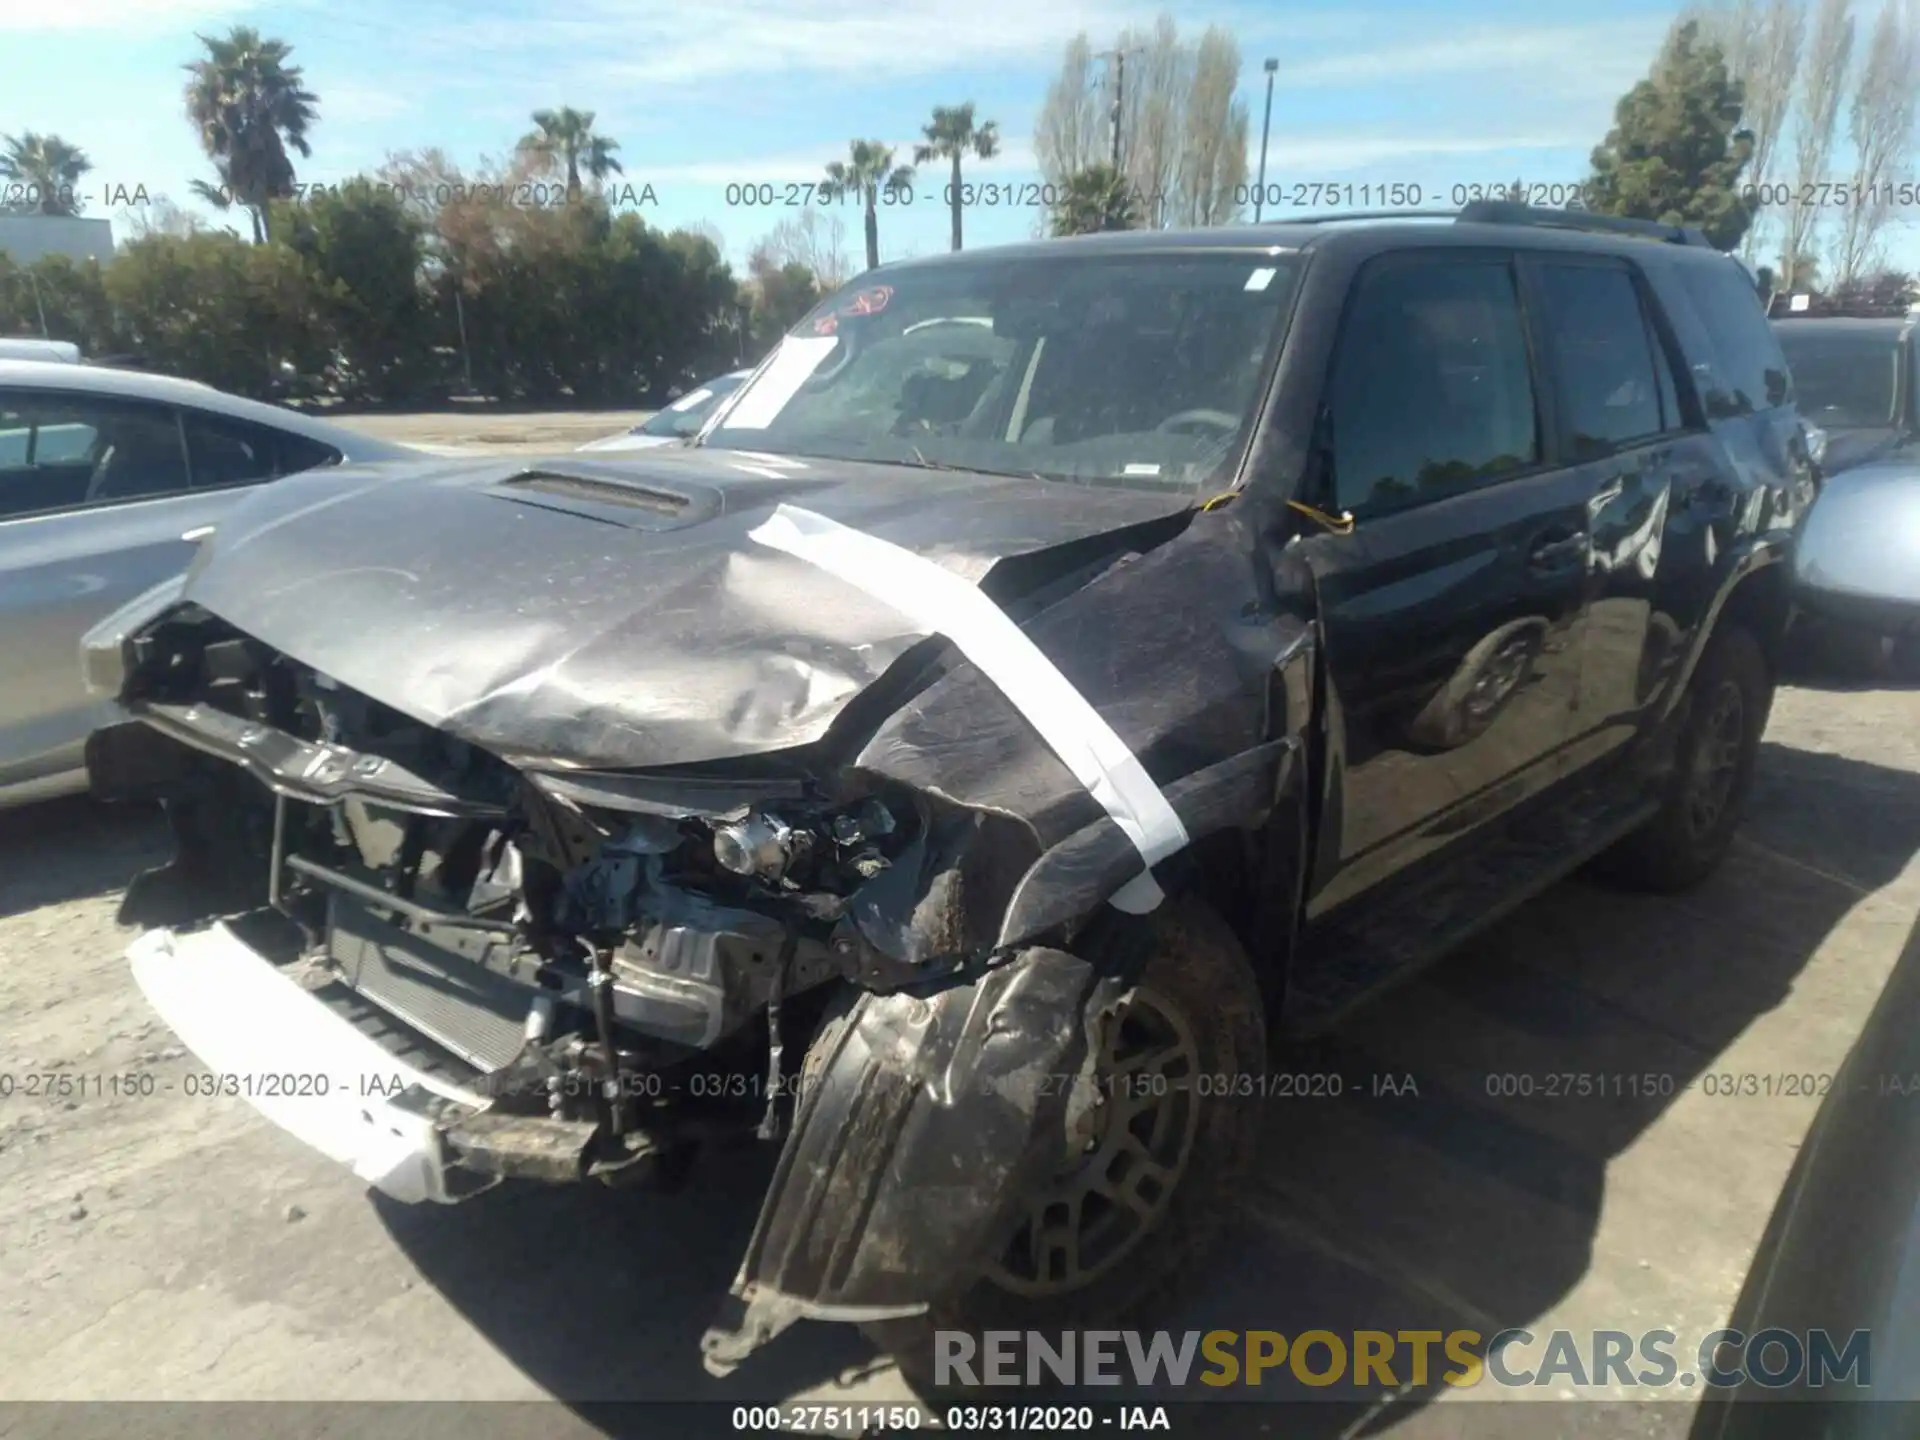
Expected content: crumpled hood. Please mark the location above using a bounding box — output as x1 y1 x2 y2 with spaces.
175 447 1192 770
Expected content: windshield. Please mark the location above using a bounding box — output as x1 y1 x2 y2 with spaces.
704 251 1299 492
1774 329 1902 430
637 373 747 437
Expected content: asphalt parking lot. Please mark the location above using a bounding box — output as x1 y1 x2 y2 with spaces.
2 413 1916 1436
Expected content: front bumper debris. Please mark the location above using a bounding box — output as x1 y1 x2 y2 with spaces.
128 922 498 1204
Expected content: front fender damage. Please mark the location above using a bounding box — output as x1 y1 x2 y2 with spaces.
700 943 1126 1375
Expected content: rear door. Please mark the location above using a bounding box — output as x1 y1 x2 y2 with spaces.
0 392 337 796
1299 248 1594 916
1522 253 1714 761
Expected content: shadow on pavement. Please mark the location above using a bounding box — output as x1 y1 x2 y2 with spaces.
0 795 164 920
366 741 1919 1435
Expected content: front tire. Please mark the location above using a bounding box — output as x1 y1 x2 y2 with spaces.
865 897 1265 1392
1595 624 1771 894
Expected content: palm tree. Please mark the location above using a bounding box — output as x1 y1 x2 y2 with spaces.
0 132 92 215
819 140 915 272
517 107 623 201
914 103 999 252
183 26 319 243
1049 164 1141 237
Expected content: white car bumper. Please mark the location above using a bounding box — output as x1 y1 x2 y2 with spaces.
127 923 492 1204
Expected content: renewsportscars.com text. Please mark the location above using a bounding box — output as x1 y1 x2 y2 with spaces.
933 1327 1872 1390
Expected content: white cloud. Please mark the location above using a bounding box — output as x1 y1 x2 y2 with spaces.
426 5 1661 101
0 0 246 30
319 82 414 128
1273 20 1666 94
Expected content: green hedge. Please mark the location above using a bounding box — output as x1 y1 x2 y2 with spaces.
0 179 746 406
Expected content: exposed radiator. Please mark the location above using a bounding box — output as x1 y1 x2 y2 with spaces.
327 895 535 1073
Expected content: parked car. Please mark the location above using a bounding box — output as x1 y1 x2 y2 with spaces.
80 202 1809 1383
0 359 422 807
0 337 80 363
1689 907 1920 1435
575 370 751 452
1770 316 1920 676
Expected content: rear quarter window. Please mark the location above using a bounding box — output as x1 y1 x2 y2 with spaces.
1672 261 1793 417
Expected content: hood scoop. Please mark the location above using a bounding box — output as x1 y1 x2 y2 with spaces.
494 467 719 528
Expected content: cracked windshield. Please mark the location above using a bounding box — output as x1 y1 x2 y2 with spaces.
9 0 1920 1434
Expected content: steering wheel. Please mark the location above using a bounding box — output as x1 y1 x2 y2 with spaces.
1155 408 1239 439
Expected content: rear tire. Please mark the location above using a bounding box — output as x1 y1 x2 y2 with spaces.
1594 624 1771 894
864 896 1265 1394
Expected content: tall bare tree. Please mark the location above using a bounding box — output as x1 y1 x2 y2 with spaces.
1174 28 1250 226
1035 35 1104 186
1783 0 1856 291
1117 16 1187 228
1833 0 1920 283
1034 14 1248 229
752 208 851 290
1695 0 1807 261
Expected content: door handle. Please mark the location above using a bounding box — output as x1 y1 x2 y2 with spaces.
1528 531 1588 571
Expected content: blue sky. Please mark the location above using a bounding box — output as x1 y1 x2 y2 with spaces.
5 0 1904 273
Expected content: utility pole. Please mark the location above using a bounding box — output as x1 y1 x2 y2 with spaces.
1096 46 1144 174
1254 58 1278 223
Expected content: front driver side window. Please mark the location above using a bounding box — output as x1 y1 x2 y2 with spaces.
1326 257 1540 514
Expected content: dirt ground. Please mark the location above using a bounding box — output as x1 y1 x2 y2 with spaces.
341 409 655 454
1 649 1916 1434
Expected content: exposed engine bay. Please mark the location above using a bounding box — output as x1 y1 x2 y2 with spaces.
92 603 1038 1186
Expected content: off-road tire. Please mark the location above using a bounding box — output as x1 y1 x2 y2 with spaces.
1594 624 1771 894
863 896 1266 1396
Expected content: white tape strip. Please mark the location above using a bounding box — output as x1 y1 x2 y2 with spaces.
748 503 1188 913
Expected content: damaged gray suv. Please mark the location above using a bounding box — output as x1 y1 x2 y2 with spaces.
81 202 1811 1379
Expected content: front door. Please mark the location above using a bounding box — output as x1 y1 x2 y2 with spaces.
0 392 310 797
1297 249 1593 916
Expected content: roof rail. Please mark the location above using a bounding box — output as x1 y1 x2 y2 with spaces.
1265 209 1462 226
1455 200 1714 248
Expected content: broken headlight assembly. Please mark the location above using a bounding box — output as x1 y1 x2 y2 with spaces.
709 794 899 889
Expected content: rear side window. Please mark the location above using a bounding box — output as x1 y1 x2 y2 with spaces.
1326 257 1540 513
182 412 341 488
1675 261 1793 416
1536 264 1665 456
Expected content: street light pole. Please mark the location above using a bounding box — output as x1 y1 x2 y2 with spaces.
1254 57 1278 224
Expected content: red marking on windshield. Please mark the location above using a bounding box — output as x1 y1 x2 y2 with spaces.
843 286 893 317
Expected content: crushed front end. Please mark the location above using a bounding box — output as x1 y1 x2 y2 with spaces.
86 601 974 1202
77 462 1310 1376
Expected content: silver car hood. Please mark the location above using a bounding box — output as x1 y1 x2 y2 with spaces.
1797 456 1920 607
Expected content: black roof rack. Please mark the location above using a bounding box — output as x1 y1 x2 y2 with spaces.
1271 201 1715 249
1454 200 1714 247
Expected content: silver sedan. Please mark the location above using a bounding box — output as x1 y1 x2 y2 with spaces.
0 360 420 806
1772 316 1920 675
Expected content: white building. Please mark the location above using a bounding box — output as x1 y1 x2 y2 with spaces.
0 215 113 265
